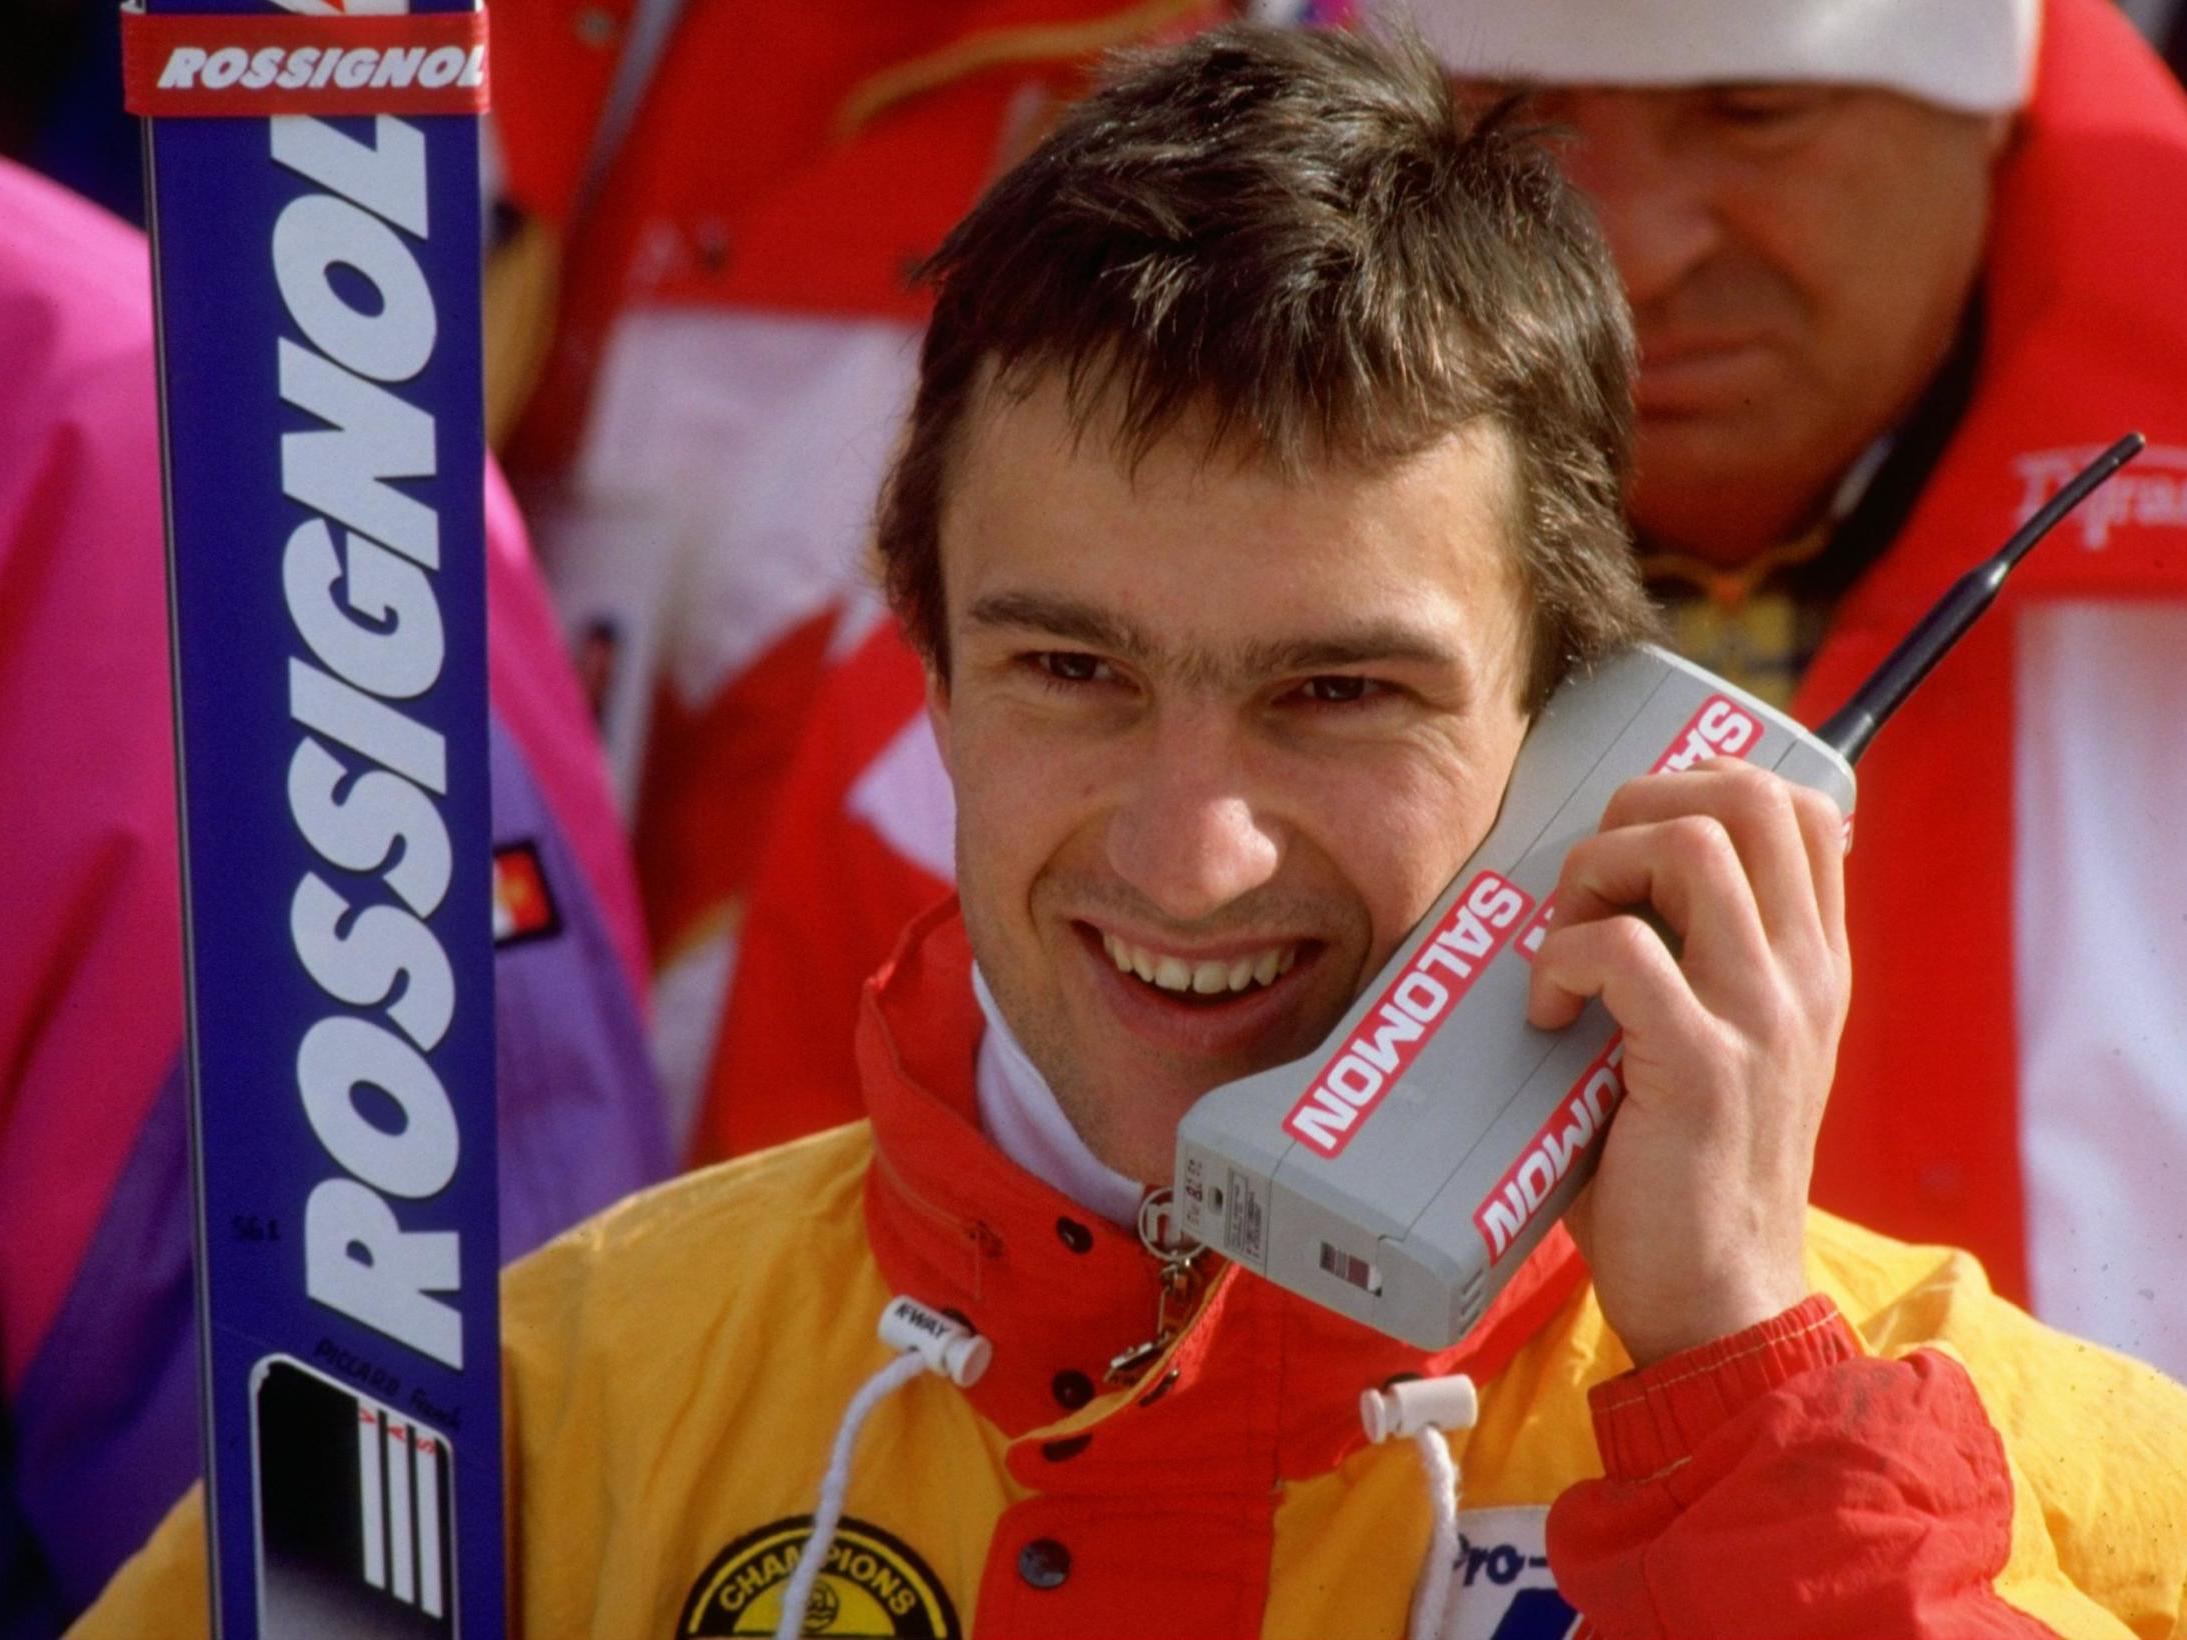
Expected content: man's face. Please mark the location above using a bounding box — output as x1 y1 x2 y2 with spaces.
1527 84 2005 558
928 377 1534 1186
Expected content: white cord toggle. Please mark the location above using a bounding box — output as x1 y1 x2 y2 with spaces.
1360 1373 1478 1444
772 1300 990 1640
1361 1375 1478 1640
878 1296 992 1386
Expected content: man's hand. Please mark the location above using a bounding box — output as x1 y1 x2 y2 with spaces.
1526 758 1851 1368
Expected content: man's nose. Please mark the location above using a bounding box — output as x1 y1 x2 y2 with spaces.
1558 92 1720 313
1105 712 1282 925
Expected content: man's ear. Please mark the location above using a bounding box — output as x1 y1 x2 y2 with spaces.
923 662 954 778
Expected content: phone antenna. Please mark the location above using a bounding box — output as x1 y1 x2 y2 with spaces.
1819 431 2144 762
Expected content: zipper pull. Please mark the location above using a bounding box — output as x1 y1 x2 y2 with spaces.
1105 1189 1205 1384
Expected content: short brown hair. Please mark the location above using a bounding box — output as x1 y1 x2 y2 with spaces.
876 22 1657 711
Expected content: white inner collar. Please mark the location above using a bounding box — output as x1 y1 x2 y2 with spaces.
972 963 1146 1229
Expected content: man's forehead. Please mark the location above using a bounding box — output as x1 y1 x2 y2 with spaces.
950 366 1521 525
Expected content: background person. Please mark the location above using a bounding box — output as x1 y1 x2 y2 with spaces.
1373 0 2187 1380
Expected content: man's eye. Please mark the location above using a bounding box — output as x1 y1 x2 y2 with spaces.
1031 651 1111 686
1295 675 1385 706
1708 86 1834 129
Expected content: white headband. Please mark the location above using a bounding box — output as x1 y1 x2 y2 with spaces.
1371 0 2041 114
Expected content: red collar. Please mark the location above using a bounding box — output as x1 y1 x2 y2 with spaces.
860 901 1587 1479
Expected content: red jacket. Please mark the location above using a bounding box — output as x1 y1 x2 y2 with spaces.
1796 0 2187 1377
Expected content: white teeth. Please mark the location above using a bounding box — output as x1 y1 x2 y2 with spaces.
1099 931 1301 996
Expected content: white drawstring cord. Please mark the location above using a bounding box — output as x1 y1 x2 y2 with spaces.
1407 1428 1461 1640
773 1300 990 1640
1362 1374 1478 1640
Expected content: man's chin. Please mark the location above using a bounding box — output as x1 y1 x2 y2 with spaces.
1630 417 1830 557
1052 1061 1231 1196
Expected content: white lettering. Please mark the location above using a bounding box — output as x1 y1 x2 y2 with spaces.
1390 971 1448 1025
272 193 436 382
283 518 444 697
1516 1150 1557 1212
417 45 465 88
1465 877 1527 927
159 47 208 89
1479 1194 1523 1257
1437 908 1493 964
271 114 428 237
1539 1096 1596 1176
334 48 381 89
291 873 456 1053
279 340 440 568
298 1015 459 1198
1661 728 1709 773
242 45 284 90
271 80 462 1368
306 1179 462 1367
1325 1055 1383 1106
290 659 447 793
371 47 426 88
1351 1004 1424 1074
1579 1062 1620 1123
201 46 249 89
1697 699 1757 755
1287 1089 1357 1151
287 740 451 918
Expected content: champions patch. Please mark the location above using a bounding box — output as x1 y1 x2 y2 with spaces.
679 1516 960 1638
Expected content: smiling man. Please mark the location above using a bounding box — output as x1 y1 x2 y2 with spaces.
935 392 1538 1191
76 24 2187 1640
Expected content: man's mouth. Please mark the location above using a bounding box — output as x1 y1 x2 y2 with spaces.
1098 930 1300 1001
1633 333 1776 416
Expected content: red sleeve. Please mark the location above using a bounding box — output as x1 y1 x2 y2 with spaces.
1547 1295 2057 1639
689 625 948 1164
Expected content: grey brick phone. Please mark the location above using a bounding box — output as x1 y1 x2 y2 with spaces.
1173 434 2143 1350
1174 647 1852 1348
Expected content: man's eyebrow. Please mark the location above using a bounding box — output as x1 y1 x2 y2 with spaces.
964 591 1154 660
966 593 1473 696
1237 625 1464 676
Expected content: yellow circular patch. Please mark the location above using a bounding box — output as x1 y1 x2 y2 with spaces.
679 1516 961 1638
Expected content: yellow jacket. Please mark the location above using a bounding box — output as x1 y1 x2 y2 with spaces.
77 906 2187 1638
